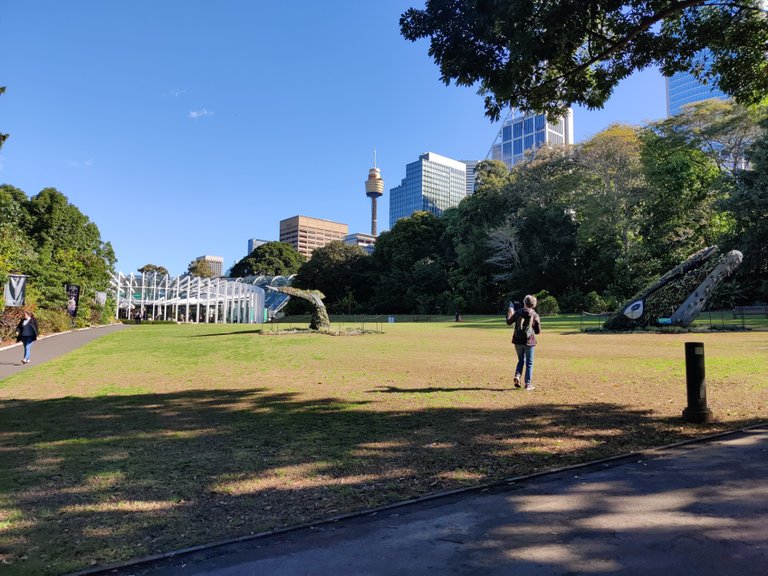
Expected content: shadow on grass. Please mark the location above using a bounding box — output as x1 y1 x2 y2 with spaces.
0 390 761 575
190 330 264 337
369 385 510 394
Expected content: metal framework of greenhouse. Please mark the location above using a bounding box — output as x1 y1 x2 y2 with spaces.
109 273 294 324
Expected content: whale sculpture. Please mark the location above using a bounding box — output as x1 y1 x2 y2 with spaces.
604 246 743 330
266 285 331 331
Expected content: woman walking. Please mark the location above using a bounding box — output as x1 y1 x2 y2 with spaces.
506 295 541 390
16 310 39 365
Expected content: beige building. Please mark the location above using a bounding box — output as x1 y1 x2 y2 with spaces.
195 255 224 277
279 215 348 259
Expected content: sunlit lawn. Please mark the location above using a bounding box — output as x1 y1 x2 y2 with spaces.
1 317 767 574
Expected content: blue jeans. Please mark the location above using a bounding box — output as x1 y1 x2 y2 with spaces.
21 337 34 362
514 344 535 385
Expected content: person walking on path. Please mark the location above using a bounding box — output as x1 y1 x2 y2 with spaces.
16 309 39 365
506 294 541 390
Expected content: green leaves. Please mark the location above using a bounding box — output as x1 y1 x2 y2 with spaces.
229 241 305 278
401 1 768 119
0 186 114 307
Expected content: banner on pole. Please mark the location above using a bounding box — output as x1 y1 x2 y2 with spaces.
66 284 81 317
94 291 107 305
4 274 28 306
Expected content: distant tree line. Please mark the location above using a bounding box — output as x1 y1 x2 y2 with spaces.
233 100 767 314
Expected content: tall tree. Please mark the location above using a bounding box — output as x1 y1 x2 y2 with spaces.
25 187 115 306
138 264 169 276
574 124 649 298
229 241 305 278
730 118 768 301
293 241 370 313
442 161 514 311
401 1 768 119
487 146 581 299
645 99 768 176
371 211 450 313
186 259 216 278
0 185 36 289
639 127 727 270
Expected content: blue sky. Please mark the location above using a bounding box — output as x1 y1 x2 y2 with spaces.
1 1 666 276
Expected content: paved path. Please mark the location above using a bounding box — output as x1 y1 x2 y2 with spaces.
0 324 126 380
94 426 767 576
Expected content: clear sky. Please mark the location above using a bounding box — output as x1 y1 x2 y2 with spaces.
1 1 667 276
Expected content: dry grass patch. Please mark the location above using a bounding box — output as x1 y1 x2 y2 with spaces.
0 319 766 574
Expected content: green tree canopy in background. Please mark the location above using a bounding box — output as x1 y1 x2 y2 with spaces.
371 211 452 313
639 124 728 269
229 241 305 278
186 259 216 278
293 241 370 313
401 1 768 119
730 118 768 300
645 99 768 176
138 264 170 276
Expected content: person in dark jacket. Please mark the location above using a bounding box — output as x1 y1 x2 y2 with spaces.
506 295 542 390
16 310 39 364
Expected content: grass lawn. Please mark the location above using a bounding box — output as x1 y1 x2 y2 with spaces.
1 316 767 575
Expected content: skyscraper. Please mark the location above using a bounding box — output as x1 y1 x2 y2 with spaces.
666 56 728 117
491 109 573 170
462 160 480 195
389 152 468 228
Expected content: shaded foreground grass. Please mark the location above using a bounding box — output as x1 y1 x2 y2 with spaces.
1 320 767 575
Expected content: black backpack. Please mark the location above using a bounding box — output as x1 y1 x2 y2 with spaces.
514 313 534 342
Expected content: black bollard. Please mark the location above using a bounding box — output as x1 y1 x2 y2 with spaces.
682 342 714 423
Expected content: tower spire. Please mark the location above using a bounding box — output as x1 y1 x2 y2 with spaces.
364 152 384 237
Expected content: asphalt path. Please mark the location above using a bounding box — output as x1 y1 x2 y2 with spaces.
0 324 126 380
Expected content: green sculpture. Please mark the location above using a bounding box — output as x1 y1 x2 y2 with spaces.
269 286 331 331
604 246 743 330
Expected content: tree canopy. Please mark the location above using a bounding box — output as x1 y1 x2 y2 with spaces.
293 241 370 313
730 117 768 300
229 241 305 278
186 259 216 278
138 264 170 276
0 185 115 308
400 1 768 119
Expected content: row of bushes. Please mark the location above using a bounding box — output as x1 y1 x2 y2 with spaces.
0 299 116 343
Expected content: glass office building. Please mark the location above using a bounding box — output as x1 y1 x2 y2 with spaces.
491 109 573 169
389 152 468 228
666 65 728 116
666 47 730 116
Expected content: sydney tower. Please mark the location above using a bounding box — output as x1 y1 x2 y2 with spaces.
364 160 384 237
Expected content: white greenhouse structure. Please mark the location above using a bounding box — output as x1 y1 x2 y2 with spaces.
109 272 294 324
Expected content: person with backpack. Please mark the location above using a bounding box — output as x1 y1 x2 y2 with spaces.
506 294 541 390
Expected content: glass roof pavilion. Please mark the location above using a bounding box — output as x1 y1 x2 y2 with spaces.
110 272 295 323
